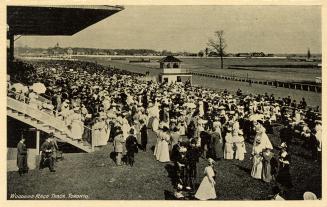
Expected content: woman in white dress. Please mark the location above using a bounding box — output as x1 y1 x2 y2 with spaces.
92 118 101 147
224 127 234 160
152 117 159 133
235 130 246 160
195 158 217 200
28 91 39 109
98 118 108 146
253 122 273 150
157 126 171 162
70 108 84 141
154 126 162 158
251 138 264 179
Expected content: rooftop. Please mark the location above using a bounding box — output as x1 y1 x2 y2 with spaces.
158 55 182 63
7 5 124 36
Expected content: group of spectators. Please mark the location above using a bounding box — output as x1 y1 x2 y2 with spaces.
8 59 322 200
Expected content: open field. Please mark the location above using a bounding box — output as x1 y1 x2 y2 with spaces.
77 57 322 109
107 57 322 83
8 126 321 200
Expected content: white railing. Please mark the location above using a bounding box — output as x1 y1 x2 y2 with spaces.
8 97 66 133
7 93 93 150
161 68 190 74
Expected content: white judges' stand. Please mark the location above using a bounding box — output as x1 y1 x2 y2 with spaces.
7 93 94 171
158 56 192 85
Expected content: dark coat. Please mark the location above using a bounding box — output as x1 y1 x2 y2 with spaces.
140 125 148 145
186 146 200 164
126 135 138 154
17 141 27 169
279 126 293 146
211 131 224 159
40 141 53 157
276 154 293 188
200 131 211 149
171 143 181 162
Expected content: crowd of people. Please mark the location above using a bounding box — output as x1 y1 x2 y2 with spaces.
9 59 322 200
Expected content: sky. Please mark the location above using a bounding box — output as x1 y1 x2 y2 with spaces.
15 5 322 54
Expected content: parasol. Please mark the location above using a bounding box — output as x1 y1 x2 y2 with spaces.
11 83 24 92
31 82 46 94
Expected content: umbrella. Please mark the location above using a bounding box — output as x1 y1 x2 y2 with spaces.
31 82 46 94
11 83 24 92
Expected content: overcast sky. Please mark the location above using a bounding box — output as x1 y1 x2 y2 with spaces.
15 5 321 54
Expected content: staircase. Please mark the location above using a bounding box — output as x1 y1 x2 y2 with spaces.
7 96 94 153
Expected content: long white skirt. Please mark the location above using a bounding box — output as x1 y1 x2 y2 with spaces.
251 155 263 179
195 176 216 200
158 140 170 162
224 143 234 160
155 139 163 160
98 128 108 146
71 120 83 140
235 142 245 160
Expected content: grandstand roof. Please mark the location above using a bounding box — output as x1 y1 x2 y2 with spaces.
7 5 124 36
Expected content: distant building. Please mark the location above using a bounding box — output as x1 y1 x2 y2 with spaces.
236 53 250 57
251 52 265 57
158 55 192 85
76 51 86 55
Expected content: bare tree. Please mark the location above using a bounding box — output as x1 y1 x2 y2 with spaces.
208 30 227 69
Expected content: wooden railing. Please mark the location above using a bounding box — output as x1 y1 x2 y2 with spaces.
191 72 322 93
7 91 93 150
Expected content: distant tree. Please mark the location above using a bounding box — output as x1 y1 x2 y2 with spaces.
208 30 227 69
198 50 204 57
161 50 172 56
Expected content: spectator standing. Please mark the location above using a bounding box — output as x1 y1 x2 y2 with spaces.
17 136 28 176
113 129 125 166
125 128 139 167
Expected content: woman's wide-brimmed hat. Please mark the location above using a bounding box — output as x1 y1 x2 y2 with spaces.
208 158 215 165
303 192 317 200
280 142 287 149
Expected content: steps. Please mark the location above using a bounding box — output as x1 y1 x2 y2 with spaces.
7 97 93 153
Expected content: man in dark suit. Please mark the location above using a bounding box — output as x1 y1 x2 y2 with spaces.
39 137 56 172
200 129 211 158
186 139 201 191
17 136 28 176
279 122 293 148
125 128 139 167
140 120 148 152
